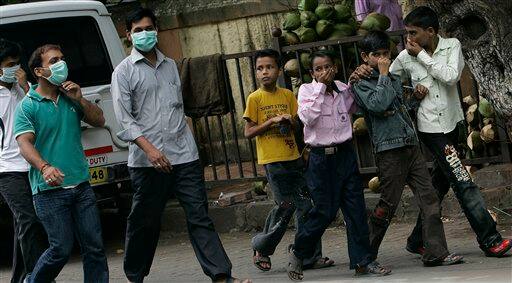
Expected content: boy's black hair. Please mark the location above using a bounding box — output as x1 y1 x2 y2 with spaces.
0 38 22 64
358 31 390 54
254 49 281 68
309 49 336 69
404 6 439 33
125 8 157 31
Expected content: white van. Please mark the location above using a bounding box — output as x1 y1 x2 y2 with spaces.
0 1 130 203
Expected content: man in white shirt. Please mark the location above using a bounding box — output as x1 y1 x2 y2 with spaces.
0 38 47 283
390 6 511 258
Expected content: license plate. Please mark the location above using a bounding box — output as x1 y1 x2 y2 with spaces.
89 167 108 184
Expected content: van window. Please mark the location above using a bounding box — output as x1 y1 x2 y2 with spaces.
0 16 113 87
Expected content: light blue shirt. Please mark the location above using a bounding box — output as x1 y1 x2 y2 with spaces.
111 48 198 167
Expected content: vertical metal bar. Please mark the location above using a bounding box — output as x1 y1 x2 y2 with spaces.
272 35 291 89
202 116 218 180
235 58 258 176
249 56 258 91
295 51 303 82
338 44 348 82
216 115 231 179
353 42 360 66
222 60 244 178
495 115 511 163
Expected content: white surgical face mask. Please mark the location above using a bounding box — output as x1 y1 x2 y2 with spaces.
0 65 20 83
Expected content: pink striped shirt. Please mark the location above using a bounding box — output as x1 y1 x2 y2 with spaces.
298 80 357 147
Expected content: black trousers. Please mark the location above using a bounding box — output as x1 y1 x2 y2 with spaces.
0 172 47 283
124 160 232 282
408 128 502 250
369 145 449 263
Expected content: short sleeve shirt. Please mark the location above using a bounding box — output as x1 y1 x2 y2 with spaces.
13 85 89 195
243 87 300 165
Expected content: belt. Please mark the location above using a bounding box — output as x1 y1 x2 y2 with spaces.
309 144 344 155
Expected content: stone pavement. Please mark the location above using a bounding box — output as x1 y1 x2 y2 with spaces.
2 217 510 282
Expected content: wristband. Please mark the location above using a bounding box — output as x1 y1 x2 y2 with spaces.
40 163 51 174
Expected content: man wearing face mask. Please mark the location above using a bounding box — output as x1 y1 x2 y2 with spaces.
111 8 250 283
13 44 108 283
0 38 48 283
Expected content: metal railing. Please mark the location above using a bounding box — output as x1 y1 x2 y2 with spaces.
191 30 510 185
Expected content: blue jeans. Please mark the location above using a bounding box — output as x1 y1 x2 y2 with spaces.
251 158 322 266
293 142 373 269
408 129 502 250
29 182 108 283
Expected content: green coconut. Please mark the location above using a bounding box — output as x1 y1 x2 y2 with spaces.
316 19 334 39
296 26 318 43
300 11 318 27
480 124 495 143
284 59 300 78
283 12 301 31
333 23 355 36
315 4 335 20
298 0 318 12
282 31 300 46
360 12 391 31
334 3 352 22
368 177 381 193
478 97 495 118
353 117 368 135
300 52 312 70
467 130 484 152
302 74 313 83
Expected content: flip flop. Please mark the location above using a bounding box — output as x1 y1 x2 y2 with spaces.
286 244 304 281
303 257 335 270
253 250 271 271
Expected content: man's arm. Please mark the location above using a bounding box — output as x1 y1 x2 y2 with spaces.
61 81 105 127
16 133 65 186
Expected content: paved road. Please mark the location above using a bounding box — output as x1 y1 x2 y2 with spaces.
1 217 511 282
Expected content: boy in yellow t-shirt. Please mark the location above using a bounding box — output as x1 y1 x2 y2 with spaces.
243 49 332 272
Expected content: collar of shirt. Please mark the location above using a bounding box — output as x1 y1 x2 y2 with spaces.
130 48 169 68
431 35 451 55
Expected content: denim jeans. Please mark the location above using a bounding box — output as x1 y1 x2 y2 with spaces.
124 160 232 282
0 172 47 283
29 182 108 283
293 142 373 269
408 129 502 250
369 145 449 263
251 158 322 266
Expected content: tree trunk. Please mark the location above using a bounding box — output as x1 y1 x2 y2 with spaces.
421 0 512 141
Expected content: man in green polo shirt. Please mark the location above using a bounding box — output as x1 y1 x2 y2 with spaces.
13 44 109 283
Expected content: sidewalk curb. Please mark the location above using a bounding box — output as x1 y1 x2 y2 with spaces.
161 186 512 234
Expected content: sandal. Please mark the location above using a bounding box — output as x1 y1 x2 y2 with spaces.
355 261 391 276
253 250 271 271
303 257 335 270
286 244 304 281
424 253 464 267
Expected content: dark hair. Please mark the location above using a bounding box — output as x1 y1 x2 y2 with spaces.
310 49 336 68
404 6 439 33
254 49 281 68
28 44 62 78
358 31 390 53
0 38 22 64
125 8 157 31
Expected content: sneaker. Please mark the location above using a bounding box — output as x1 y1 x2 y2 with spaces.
424 253 464 267
484 239 512 257
406 244 425 256
355 261 391 276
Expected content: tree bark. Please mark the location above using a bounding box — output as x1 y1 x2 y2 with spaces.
420 0 512 142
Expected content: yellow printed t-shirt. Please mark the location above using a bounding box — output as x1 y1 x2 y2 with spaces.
243 87 300 165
